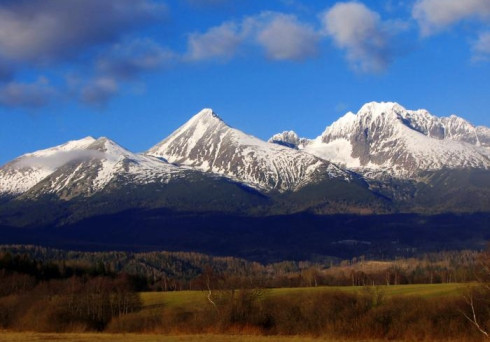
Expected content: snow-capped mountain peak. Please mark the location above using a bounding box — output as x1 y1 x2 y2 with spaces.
183 108 223 129
304 102 490 177
0 137 99 195
267 101 489 178
148 108 347 191
0 136 182 198
358 101 406 116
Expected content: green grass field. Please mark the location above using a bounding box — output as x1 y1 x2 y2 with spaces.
0 284 475 341
141 283 469 309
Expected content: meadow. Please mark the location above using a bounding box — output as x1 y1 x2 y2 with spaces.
140 283 468 309
1 283 486 341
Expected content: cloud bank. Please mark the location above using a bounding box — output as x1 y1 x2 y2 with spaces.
0 77 57 108
254 13 319 61
0 0 165 108
322 2 399 73
0 0 164 64
186 12 320 62
412 0 490 35
186 22 243 61
0 0 487 110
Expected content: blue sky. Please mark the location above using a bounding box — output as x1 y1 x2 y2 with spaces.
1 0 490 165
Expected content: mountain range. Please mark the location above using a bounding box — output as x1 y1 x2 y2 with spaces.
2 101 489 212
0 102 489 259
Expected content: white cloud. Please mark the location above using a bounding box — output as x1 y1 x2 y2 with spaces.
322 2 396 73
473 31 490 61
0 1 166 109
97 39 176 80
0 0 165 64
412 0 490 36
254 13 319 61
186 22 243 61
16 150 109 169
81 77 119 106
0 77 57 108
186 12 319 62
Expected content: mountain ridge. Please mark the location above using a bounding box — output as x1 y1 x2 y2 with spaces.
1 102 489 223
146 108 350 192
270 102 490 178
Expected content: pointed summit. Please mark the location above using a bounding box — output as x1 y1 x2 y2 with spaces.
147 108 347 191
185 108 224 127
195 108 220 119
147 108 231 162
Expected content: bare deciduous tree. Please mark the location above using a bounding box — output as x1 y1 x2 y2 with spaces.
461 248 490 338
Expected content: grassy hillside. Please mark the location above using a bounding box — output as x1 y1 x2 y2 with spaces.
141 283 469 309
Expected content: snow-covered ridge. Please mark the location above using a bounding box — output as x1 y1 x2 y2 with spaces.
2 103 489 198
0 136 180 197
147 108 347 192
306 102 490 177
0 137 97 195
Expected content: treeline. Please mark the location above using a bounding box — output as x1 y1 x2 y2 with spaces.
110 288 487 341
109 250 490 340
0 252 144 331
0 245 482 290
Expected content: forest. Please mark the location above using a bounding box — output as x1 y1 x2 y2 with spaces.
0 245 489 340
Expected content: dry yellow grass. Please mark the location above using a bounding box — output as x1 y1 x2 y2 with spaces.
0 332 388 342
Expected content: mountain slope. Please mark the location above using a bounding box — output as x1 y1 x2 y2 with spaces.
0 136 273 227
147 108 350 192
24 137 187 200
0 137 96 196
0 137 186 200
270 102 490 178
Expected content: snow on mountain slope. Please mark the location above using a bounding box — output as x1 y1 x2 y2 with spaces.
301 102 490 178
147 108 348 192
476 126 490 148
0 136 183 199
30 137 185 199
0 137 96 195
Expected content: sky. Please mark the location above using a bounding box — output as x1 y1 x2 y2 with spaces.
1 0 490 165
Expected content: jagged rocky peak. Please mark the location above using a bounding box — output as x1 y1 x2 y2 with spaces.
320 102 404 145
183 108 224 128
268 131 310 149
196 107 221 119
358 101 406 116
302 101 490 178
321 101 486 146
147 108 230 162
147 108 347 192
